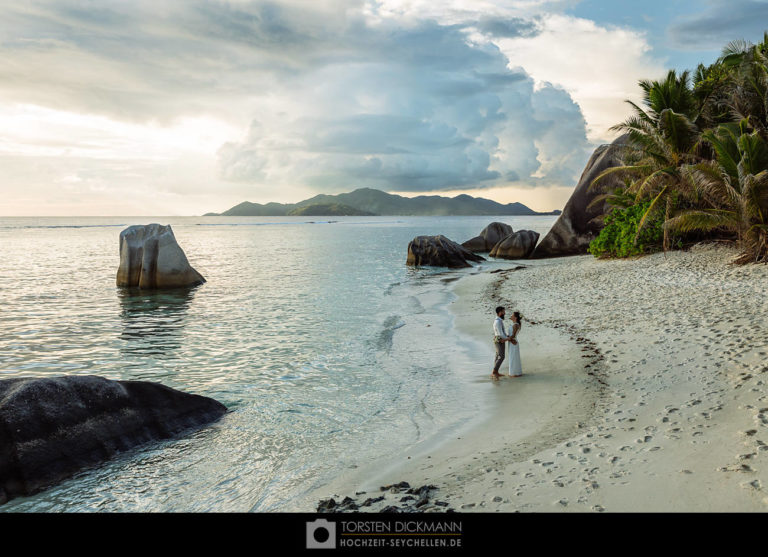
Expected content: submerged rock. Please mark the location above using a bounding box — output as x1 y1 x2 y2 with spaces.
407 235 485 268
531 134 629 258
116 223 206 289
489 230 540 259
0 375 226 504
461 222 514 253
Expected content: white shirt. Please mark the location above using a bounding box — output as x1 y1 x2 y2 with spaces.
493 316 507 339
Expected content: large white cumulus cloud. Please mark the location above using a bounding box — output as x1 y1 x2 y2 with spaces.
216 13 591 191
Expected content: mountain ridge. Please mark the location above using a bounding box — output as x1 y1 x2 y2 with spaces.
205 188 561 216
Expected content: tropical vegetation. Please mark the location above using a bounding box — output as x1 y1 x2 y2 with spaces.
589 32 768 263
588 201 664 258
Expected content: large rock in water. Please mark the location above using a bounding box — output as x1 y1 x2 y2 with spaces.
407 235 485 268
489 230 540 259
531 134 629 258
117 224 206 289
0 375 227 504
461 222 514 252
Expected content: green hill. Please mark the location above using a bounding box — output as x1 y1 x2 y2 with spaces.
287 203 377 216
208 188 559 216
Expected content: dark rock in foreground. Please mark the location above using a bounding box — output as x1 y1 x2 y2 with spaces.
381 481 411 492
317 483 451 513
407 235 485 268
462 222 514 253
531 134 629 258
489 230 540 259
0 375 227 504
117 223 206 289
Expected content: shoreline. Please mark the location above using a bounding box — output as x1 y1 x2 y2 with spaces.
302 261 604 512
307 243 768 512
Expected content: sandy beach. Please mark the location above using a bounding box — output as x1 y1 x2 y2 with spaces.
309 243 768 512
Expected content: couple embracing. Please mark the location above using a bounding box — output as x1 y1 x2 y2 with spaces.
491 306 523 380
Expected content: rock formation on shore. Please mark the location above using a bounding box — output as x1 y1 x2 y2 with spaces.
0 375 227 504
461 222 514 253
531 134 629 258
116 224 206 289
406 235 485 268
489 230 540 259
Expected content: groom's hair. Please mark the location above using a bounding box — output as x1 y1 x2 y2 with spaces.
495 306 505 315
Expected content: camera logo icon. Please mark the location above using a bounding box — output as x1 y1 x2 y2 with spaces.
306 518 336 549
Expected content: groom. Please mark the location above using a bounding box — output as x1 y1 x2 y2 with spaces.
492 306 509 379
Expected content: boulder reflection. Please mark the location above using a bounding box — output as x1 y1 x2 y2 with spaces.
118 287 197 356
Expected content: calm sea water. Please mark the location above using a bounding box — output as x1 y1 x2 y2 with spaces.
0 215 556 511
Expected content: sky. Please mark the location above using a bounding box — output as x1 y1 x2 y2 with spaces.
1 0 767 216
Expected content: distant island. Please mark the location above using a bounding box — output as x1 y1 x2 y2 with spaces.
287 203 376 216
205 188 561 217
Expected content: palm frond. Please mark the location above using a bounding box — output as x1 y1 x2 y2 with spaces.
634 185 668 240
664 209 739 234
589 165 652 192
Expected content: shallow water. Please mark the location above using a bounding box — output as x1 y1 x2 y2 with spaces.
0 215 556 511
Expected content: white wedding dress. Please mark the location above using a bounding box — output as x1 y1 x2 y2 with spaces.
508 323 522 377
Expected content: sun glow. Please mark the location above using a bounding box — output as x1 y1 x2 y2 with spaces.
0 104 241 160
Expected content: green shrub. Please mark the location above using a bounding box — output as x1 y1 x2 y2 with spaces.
588 202 664 258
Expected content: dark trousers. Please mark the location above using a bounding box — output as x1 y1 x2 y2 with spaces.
493 341 505 372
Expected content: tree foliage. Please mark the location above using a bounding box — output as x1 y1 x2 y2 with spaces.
589 31 768 263
589 200 664 258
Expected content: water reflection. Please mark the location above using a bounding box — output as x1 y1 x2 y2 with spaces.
118 287 197 356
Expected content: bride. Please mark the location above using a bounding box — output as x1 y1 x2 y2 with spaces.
507 311 523 377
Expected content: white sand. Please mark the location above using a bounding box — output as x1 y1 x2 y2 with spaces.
308 244 768 512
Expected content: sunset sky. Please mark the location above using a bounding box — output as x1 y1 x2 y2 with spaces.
2 0 767 215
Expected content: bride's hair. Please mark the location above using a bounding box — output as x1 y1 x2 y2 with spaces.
513 311 521 326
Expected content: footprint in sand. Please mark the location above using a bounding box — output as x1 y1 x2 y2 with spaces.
741 479 761 490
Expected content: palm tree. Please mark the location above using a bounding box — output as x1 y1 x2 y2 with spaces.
718 33 768 137
667 120 768 263
590 105 700 251
627 69 698 124
588 35 768 262
692 61 734 130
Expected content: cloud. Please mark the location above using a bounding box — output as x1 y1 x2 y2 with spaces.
368 0 580 24
494 13 667 143
0 0 595 204
0 1 364 123
473 17 538 38
216 16 591 191
668 0 768 50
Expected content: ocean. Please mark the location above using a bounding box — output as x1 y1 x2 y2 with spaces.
0 215 556 511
